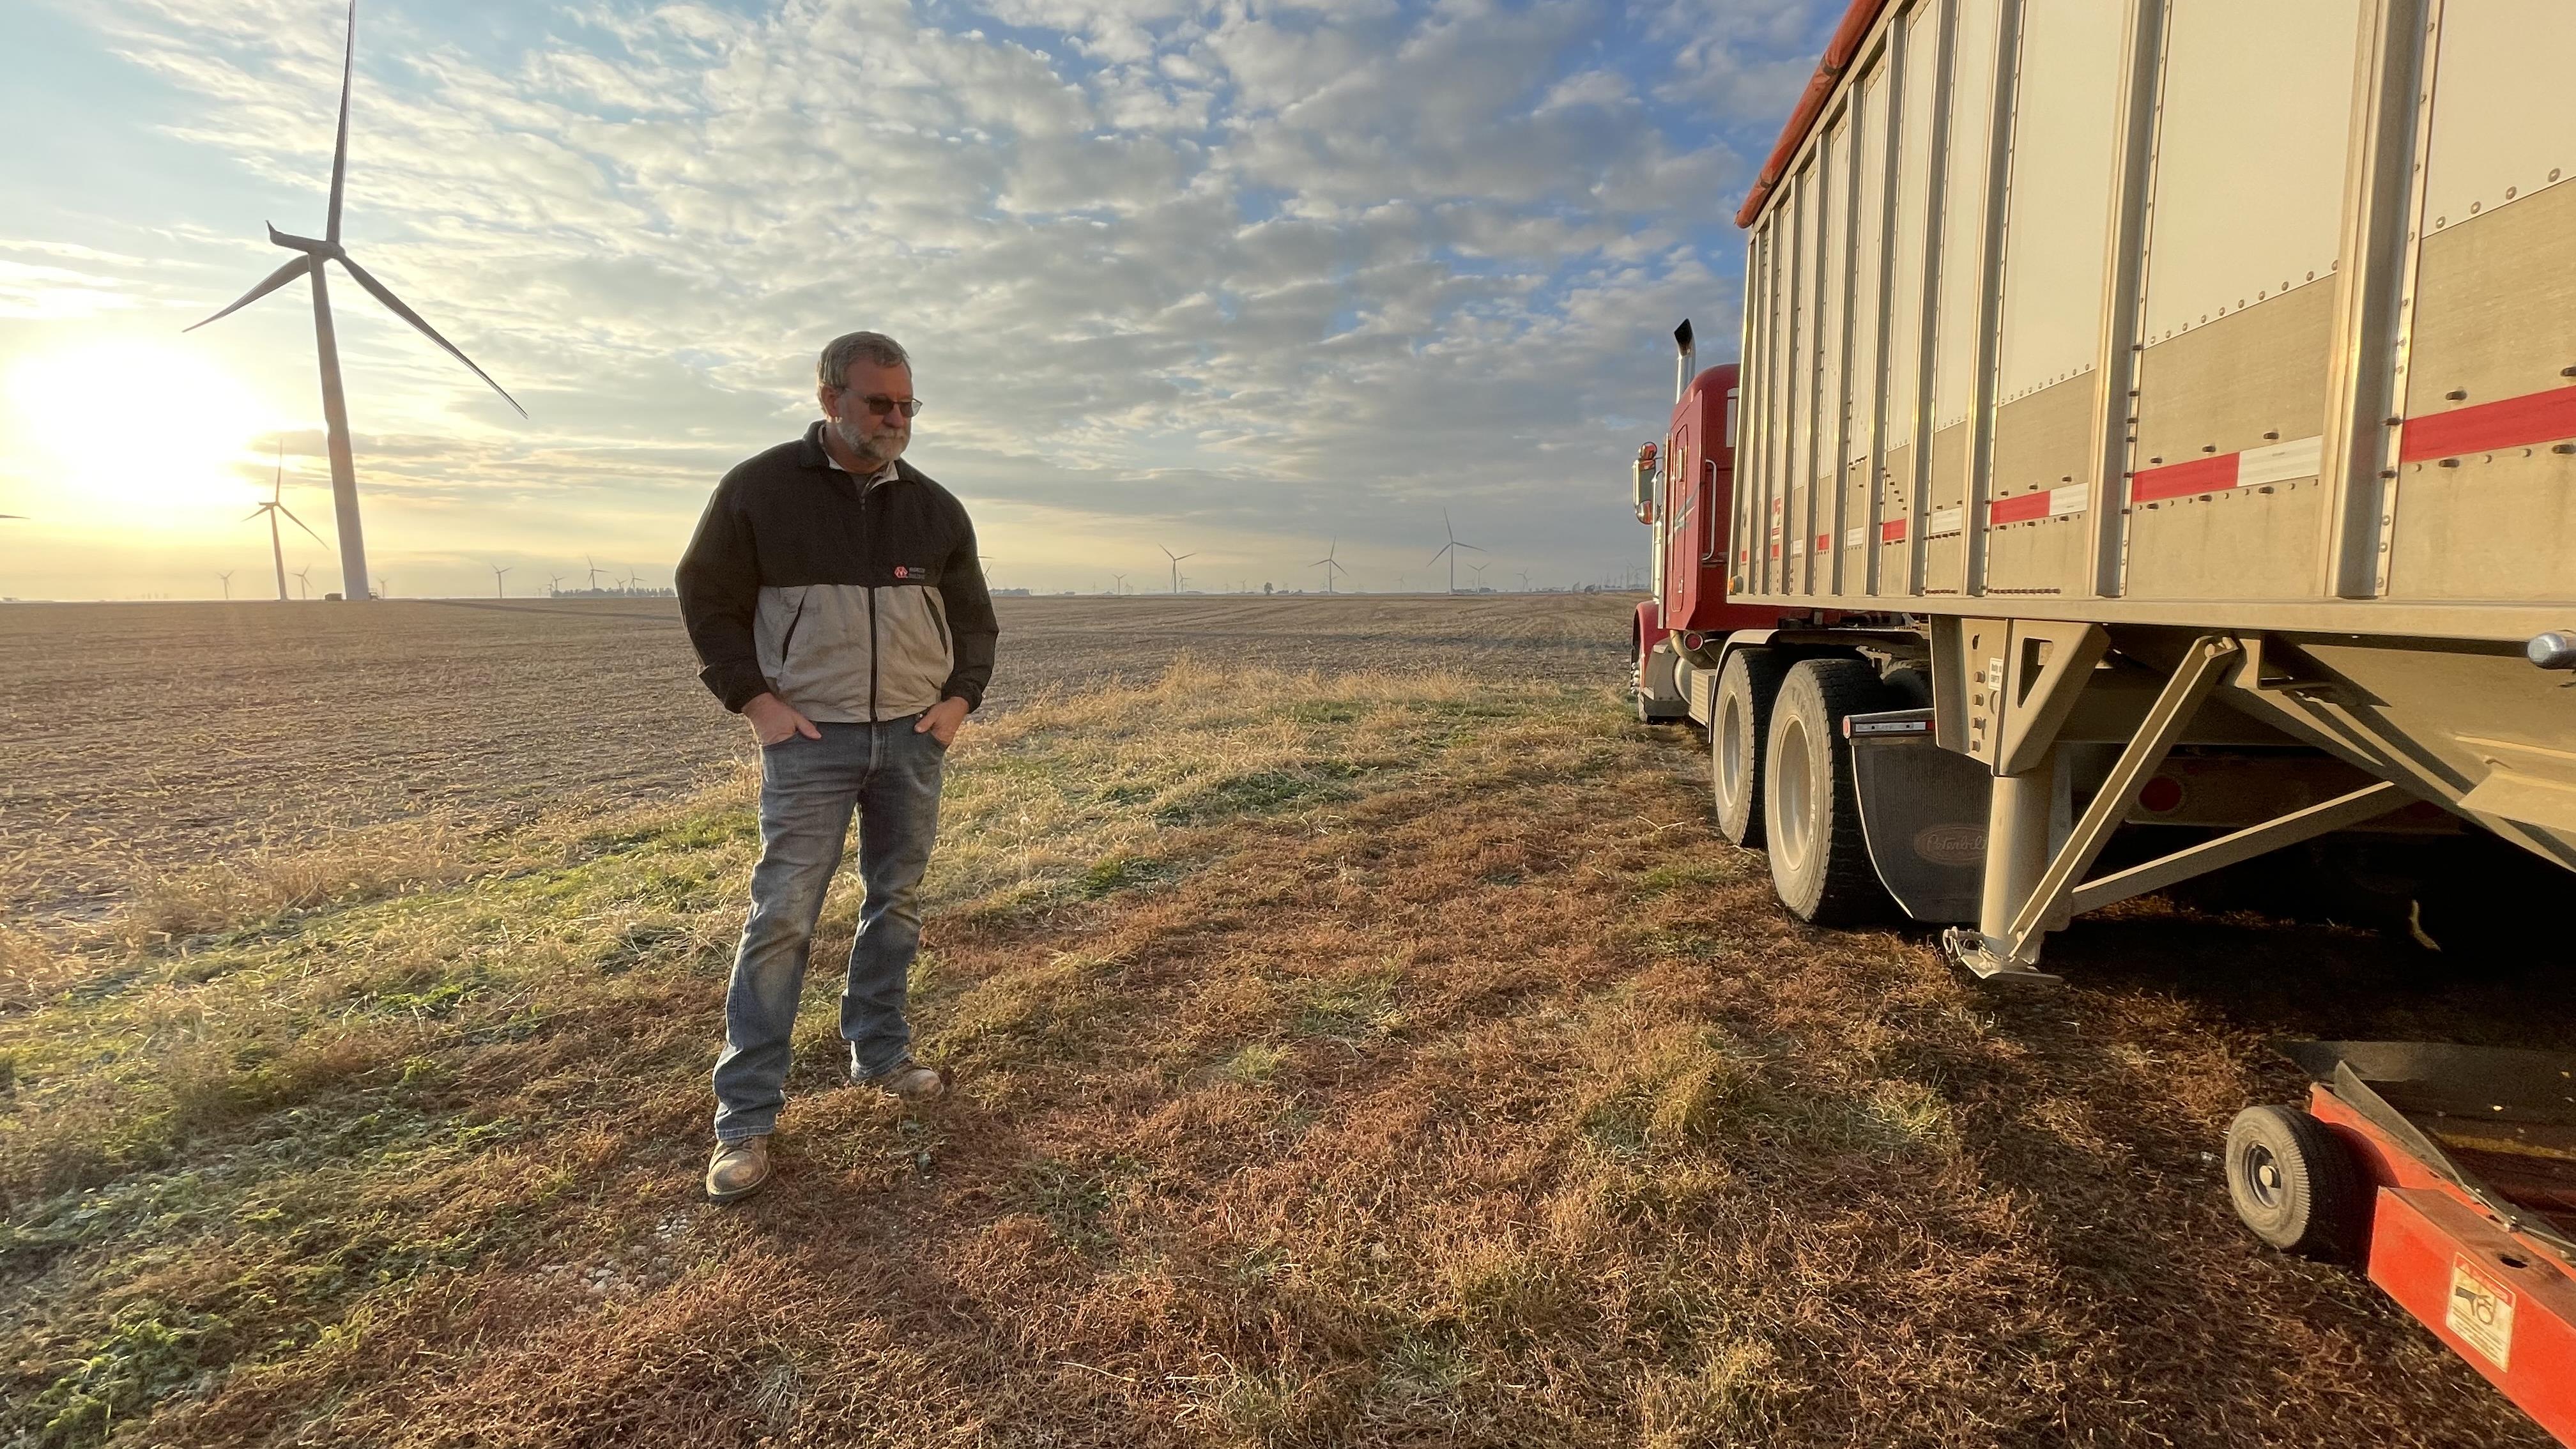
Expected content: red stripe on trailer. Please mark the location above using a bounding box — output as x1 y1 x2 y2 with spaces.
2401 385 2576 463
1988 492 2052 525
2131 454 2238 503
1880 518 1906 543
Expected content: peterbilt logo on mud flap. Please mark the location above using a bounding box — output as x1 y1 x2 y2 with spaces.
1913 824 1987 868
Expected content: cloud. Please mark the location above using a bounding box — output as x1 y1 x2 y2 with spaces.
2 0 1815 597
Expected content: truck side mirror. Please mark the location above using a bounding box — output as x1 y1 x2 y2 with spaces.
1634 443 1659 525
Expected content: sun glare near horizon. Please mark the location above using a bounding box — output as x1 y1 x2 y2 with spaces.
5 341 282 526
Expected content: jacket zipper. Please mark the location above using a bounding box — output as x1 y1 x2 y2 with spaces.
862 482 880 719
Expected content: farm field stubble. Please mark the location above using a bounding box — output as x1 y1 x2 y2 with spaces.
0 592 1630 926
2 599 2570 1446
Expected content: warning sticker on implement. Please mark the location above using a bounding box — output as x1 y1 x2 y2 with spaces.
2446 1256 2515 1370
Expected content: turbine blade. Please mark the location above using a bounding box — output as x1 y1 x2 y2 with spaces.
244 505 268 522
278 505 329 546
183 255 311 332
1458 542 1485 554
1428 546 1448 564
328 0 358 243
337 254 529 417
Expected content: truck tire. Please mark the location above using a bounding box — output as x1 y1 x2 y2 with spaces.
1711 648 1786 847
2224 1105 2365 1262
1763 657 1896 924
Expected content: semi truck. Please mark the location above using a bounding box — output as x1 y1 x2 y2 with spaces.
1626 0 2576 1437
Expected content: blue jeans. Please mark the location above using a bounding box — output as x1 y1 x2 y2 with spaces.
712 716 947 1142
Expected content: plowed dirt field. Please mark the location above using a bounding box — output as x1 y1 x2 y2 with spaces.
0 593 1632 924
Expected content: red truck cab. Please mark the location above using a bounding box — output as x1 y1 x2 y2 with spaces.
1632 347 1775 718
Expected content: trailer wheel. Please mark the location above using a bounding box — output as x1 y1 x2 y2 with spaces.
1763 658 1896 924
2224 1105 2365 1262
1712 648 1786 847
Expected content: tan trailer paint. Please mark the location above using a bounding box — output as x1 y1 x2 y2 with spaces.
1722 0 2576 975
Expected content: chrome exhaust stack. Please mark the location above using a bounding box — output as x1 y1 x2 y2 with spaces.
1673 318 1695 404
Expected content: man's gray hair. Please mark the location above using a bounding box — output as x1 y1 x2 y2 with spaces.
818 331 911 390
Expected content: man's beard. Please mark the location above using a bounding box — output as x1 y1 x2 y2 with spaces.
831 413 907 468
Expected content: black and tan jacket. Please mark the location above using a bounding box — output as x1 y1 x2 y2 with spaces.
677 422 997 721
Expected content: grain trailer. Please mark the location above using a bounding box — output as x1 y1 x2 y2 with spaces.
1624 0 2576 1434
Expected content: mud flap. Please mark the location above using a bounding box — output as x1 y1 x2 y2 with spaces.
1848 707 1991 923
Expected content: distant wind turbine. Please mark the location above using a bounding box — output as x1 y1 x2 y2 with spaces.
293 565 314 601
1110 572 1126 596
1160 545 1195 595
585 556 606 591
248 441 327 601
491 564 511 598
1429 509 1485 594
548 572 565 597
217 571 234 600
1310 538 1347 594
183 0 525 605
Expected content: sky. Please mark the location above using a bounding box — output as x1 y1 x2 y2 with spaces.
0 0 1836 601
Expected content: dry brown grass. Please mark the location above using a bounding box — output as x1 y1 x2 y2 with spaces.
1 663 2566 1447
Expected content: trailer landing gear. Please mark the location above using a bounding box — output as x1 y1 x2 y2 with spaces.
2229 1043 2576 1444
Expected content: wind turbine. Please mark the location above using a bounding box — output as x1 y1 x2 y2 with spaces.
183 0 525 604
248 441 326 601
1429 509 1484 594
585 556 606 592
1310 538 1347 594
293 565 314 601
1110 572 1126 596
1160 546 1195 594
217 571 234 600
548 572 565 597
491 564 511 598
1468 560 1489 590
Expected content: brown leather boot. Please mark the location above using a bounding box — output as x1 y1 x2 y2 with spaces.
859 1059 946 1103
705 1135 770 1203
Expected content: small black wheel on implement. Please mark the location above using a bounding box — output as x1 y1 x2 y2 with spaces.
1762 657 1896 925
1711 648 1787 847
2224 1105 2366 1262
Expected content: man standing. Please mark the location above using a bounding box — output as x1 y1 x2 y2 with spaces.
677 330 997 1204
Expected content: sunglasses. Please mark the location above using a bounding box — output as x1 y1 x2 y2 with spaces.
849 394 924 419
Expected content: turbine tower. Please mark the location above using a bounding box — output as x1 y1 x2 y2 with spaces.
218 571 234 600
1310 538 1347 594
1160 546 1196 595
586 556 606 591
184 0 525 604
548 572 565 597
1428 509 1485 594
1110 572 1126 596
491 564 511 598
293 565 314 600
248 441 326 601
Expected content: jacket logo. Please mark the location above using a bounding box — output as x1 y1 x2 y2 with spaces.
894 566 910 578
